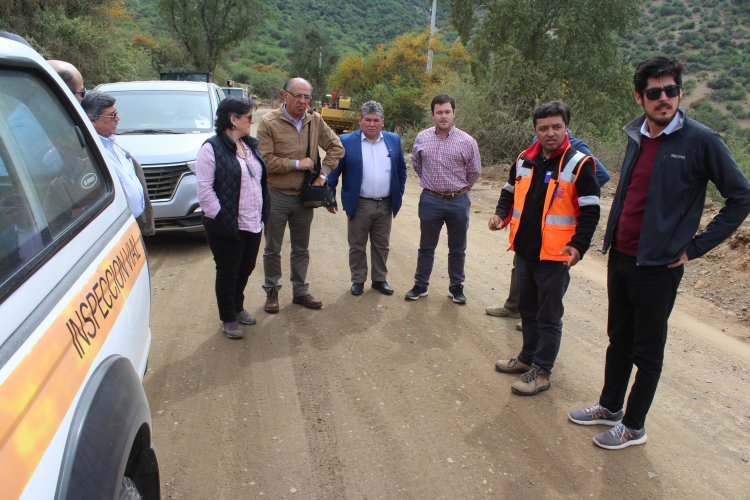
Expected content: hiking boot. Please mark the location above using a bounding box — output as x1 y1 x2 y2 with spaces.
221 321 243 339
448 284 467 304
237 310 256 325
593 423 647 450
511 364 551 396
292 293 323 309
568 403 624 426
404 285 428 301
485 306 520 318
494 356 531 374
264 288 279 313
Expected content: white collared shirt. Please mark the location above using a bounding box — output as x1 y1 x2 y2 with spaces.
640 110 683 138
98 134 145 218
360 132 391 199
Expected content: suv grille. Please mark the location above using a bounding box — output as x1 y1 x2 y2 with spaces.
143 163 190 201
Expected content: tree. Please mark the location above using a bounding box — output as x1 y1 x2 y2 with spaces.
0 0 155 84
287 27 338 98
327 30 471 131
449 0 644 135
158 0 267 75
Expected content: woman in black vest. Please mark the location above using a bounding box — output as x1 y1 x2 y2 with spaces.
196 97 269 339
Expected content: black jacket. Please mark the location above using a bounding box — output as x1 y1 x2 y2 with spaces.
202 133 269 238
603 111 750 265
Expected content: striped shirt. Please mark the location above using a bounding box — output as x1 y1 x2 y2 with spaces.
412 126 481 193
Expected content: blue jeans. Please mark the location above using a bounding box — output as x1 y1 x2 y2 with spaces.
516 255 570 373
413 190 470 288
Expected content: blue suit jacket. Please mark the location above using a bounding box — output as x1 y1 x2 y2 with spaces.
327 130 408 220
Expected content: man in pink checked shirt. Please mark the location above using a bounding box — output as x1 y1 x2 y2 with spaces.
405 94 482 304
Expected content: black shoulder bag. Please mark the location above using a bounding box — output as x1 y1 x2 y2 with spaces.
300 119 335 208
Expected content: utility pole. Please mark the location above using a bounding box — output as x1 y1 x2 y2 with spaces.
426 0 437 72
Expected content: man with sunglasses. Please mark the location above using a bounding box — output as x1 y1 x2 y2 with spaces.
81 90 154 235
257 77 344 312
569 57 750 450
48 60 85 103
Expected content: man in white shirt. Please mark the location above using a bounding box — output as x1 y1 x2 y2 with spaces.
81 91 154 235
326 101 407 296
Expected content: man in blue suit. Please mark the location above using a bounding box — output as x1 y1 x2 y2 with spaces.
327 101 408 296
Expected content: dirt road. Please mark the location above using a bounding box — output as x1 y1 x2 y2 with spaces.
144 166 750 498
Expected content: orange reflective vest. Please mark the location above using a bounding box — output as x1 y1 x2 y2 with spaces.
508 147 593 261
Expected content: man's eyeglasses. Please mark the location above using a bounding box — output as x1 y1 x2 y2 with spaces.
286 91 312 101
643 85 681 101
74 87 87 98
98 110 118 121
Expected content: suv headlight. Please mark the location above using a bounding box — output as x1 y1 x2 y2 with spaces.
186 160 196 173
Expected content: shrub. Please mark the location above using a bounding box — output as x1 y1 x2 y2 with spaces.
683 79 698 96
711 86 747 102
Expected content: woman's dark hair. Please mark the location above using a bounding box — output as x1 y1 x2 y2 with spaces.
215 96 256 134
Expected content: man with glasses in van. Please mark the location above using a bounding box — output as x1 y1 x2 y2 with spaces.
81 90 154 235
568 56 750 450
257 77 343 313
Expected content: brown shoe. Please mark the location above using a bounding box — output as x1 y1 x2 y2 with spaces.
485 306 520 318
264 288 279 314
292 293 322 309
495 356 531 374
511 365 551 396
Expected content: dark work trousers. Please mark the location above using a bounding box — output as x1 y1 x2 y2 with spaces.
414 190 470 288
348 197 393 283
205 227 262 322
503 253 520 313
516 255 571 373
599 249 684 430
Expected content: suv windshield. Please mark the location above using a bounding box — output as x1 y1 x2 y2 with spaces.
109 90 213 134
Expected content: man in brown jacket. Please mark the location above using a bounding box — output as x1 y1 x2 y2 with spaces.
257 77 344 312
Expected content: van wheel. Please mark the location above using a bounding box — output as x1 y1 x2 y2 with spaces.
118 476 142 500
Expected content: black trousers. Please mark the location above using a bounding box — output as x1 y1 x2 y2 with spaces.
205 227 262 322
599 250 684 430
516 255 570 373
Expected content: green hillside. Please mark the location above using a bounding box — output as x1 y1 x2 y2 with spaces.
620 0 750 129
124 0 748 132
127 0 453 69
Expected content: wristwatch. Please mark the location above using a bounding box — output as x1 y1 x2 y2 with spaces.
318 171 327 180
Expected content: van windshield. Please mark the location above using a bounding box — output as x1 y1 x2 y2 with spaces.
108 90 213 134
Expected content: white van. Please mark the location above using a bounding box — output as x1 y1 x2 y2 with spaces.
0 38 159 498
96 80 226 233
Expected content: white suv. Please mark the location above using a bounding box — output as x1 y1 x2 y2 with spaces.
96 81 226 233
0 38 158 498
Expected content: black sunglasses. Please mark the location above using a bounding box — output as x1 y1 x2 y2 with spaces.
643 85 680 101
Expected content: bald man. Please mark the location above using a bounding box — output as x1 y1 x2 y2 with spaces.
48 60 86 102
256 77 344 312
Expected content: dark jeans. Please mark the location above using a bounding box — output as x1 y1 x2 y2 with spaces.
205 227 262 322
516 255 570 373
599 250 684 430
414 190 470 288
503 254 519 313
